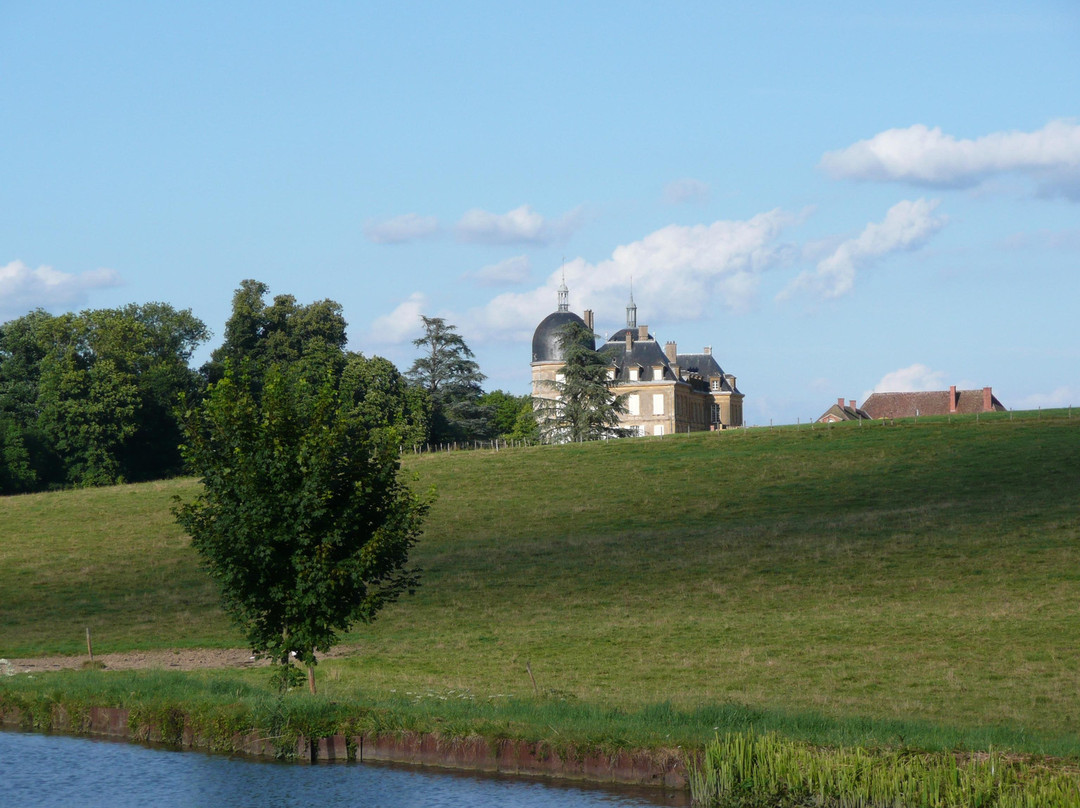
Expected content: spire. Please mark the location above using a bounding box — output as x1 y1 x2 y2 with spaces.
557 265 569 312
626 278 637 328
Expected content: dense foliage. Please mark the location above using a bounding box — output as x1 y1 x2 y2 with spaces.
0 303 208 490
0 283 539 492
174 361 427 692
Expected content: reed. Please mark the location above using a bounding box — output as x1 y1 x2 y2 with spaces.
688 729 1080 807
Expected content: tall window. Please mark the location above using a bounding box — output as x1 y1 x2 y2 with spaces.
653 393 665 415
628 394 640 415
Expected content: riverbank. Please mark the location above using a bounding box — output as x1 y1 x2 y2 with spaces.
0 694 687 791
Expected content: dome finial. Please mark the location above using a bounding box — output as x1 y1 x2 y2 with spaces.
626 276 637 328
557 261 569 312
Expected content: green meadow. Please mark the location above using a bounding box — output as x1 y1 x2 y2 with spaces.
2 410 1079 764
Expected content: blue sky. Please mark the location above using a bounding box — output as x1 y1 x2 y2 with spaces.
2 2 1078 425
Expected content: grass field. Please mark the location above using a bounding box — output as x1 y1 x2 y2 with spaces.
2 409 1079 759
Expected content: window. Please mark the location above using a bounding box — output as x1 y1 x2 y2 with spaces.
653 424 665 436
653 393 665 415
628 394 640 415
629 367 639 381
555 372 565 384
711 378 721 390
653 366 664 380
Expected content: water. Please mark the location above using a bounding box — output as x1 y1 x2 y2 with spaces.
1 731 685 808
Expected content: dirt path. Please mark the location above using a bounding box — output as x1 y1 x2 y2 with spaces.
1 648 272 674
2 646 355 675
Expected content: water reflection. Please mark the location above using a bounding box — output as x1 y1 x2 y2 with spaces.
2 731 686 808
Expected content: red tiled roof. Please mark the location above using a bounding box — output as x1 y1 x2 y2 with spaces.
861 388 1004 419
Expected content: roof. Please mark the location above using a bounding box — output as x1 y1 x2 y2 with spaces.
531 310 592 363
597 337 679 382
861 388 1005 419
816 403 871 423
677 352 741 394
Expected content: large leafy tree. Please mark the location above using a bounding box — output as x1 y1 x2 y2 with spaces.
174 361 427 694
406 315 489 443
0 303 207 489
204 279 348 386
536 320 628 443
339 353 431 449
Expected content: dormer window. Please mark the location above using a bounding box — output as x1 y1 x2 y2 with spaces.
628 367 640 382
711 378 721 390
653 366 664 381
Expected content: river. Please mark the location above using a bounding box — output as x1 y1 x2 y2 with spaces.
1 730 688 807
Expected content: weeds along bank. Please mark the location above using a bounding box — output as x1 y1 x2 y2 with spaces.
2 675 1079 806
1 410 1079 800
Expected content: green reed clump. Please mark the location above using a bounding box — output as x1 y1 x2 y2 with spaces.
687 729 1080 807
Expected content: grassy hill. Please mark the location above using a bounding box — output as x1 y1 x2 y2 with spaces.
2 409 1078 755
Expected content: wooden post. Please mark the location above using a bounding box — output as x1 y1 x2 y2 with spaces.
86 627 94 662
526 661 539 695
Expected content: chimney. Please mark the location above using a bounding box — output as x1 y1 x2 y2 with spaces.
983 386 992 412
949 385 958 413
703 346 712 355
838 397 845 408
849 400 856 410
638 324 648 340
664 341 678 363
583 309 594 331
625 331 633 351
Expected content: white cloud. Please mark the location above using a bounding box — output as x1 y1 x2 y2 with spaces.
462 255 531 286
466 208 799 341
998 227 1080 251
0 260 121 322
1013 387 1079 410
363 213 441 244
863 364 948 401
779 199 946 300
663 178 710 205
367 292 428 344
456 204 584 245
820 120 1080 200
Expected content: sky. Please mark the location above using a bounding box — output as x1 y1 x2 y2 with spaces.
2 2 1078 425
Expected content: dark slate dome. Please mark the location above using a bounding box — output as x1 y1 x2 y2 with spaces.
532 310 593 362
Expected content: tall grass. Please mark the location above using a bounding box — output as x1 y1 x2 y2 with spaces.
688 729 1080 807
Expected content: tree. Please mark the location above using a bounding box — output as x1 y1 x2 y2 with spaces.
204 280 348 387
479 390 538 442
0 304 208 488
406 316 489 443
536 320 628 443
339 353 431 450
173 361 427 694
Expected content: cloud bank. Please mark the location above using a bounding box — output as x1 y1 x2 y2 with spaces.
663 178 710 205
363 213 441 244
367 291 427 344
869 363 948 394
456 204 584 245
0 260 121 322
820 120 1080 199
779 199 946 300
466 208 799 341
462 255 531 286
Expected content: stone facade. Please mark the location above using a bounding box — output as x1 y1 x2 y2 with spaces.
531 287 744 436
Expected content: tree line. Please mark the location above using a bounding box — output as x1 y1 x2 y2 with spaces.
0 279 537 494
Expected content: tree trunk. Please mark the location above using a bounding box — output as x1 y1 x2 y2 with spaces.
307 663 317 695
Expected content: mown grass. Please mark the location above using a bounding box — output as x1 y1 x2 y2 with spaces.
2 409 1079 765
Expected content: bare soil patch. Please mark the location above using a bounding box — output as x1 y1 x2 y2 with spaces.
2 648 269 674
